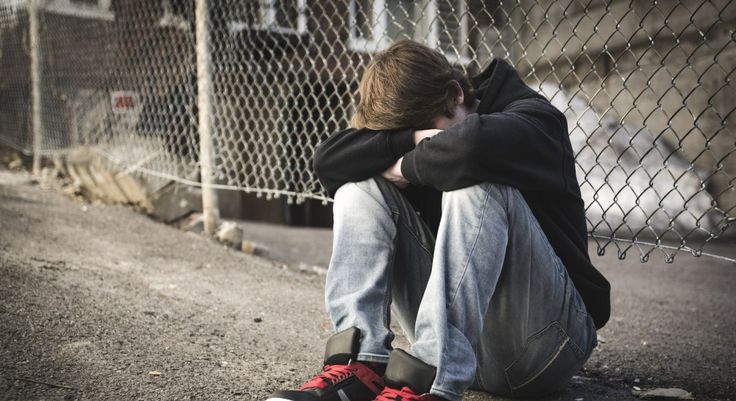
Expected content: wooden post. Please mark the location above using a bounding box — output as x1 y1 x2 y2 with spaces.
194 0 219 235
29 0 43 174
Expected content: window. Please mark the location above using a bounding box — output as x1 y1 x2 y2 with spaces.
45 0 114 21
228 0 307 36
1 0 26 24
158 0 193 30
348 0 469 64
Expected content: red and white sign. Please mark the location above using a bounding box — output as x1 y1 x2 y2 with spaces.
110 91 139 114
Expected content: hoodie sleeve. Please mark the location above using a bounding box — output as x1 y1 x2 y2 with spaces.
401 97 570 193
313 127 415 197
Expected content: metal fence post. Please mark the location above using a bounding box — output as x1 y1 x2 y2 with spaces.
194 0 219 235
28 0 42 174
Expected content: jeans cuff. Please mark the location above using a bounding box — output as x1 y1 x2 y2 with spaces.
356 352 390 364
430 385 463 401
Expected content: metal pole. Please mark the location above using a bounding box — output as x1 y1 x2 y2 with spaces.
29 0 42 175
194 0 219 235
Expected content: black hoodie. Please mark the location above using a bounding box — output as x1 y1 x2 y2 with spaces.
313 59 611 329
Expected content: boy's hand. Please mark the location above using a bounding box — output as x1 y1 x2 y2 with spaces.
414 129 443 144
381 129 442 188
382 157 409 188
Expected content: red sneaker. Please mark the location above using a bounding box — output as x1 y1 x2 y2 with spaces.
375 385 442 401
266 328 385 401
375 349 444 401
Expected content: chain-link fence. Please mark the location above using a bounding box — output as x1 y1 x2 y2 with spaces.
0 0 734 262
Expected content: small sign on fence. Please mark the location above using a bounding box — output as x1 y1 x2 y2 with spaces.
110 91 139 114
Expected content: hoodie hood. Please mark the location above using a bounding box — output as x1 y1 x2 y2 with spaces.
471 58 546 114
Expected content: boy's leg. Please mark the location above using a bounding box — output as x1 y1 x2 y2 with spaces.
326 177 435 363
265 177 436 401
406 183 597 400
327 179 596 400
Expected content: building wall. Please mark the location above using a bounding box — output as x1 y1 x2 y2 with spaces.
0 10 30 151
512 0 736 217
3 0 732 229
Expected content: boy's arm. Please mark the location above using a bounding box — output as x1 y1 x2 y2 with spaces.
400 97 573 193
381 129 443 188
313 127 415 197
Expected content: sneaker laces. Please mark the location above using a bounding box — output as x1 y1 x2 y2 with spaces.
375 386 423 401
300 364 360 390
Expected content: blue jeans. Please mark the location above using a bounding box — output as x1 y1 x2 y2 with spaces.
325 177 597 400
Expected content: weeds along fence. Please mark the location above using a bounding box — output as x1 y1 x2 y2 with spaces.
0 0 734 262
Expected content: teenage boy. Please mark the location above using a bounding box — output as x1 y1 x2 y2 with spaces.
267 40 610 401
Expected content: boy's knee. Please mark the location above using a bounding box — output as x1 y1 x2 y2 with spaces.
333 178 392 218
334 178 382 204
442 182 514 208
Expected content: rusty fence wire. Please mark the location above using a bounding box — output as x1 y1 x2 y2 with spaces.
0 0 734 262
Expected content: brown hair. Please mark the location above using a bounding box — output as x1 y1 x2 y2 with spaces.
351 40 475 130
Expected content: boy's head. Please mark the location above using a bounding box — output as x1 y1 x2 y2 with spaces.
352 40 475 131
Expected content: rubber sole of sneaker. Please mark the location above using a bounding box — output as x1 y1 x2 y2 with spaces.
265 390 320 401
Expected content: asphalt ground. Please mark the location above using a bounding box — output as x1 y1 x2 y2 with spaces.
1 167 734 401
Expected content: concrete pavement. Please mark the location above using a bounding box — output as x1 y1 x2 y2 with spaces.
1 167 734 400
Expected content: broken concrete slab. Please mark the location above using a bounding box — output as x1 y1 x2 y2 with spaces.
56 146 155 211
180 213 205 233
241 239 269 257
150 182 202 223
0 169 37 186
215 221 243 248
636 387 694 399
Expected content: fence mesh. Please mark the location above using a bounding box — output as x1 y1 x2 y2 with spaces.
0 0 734 262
